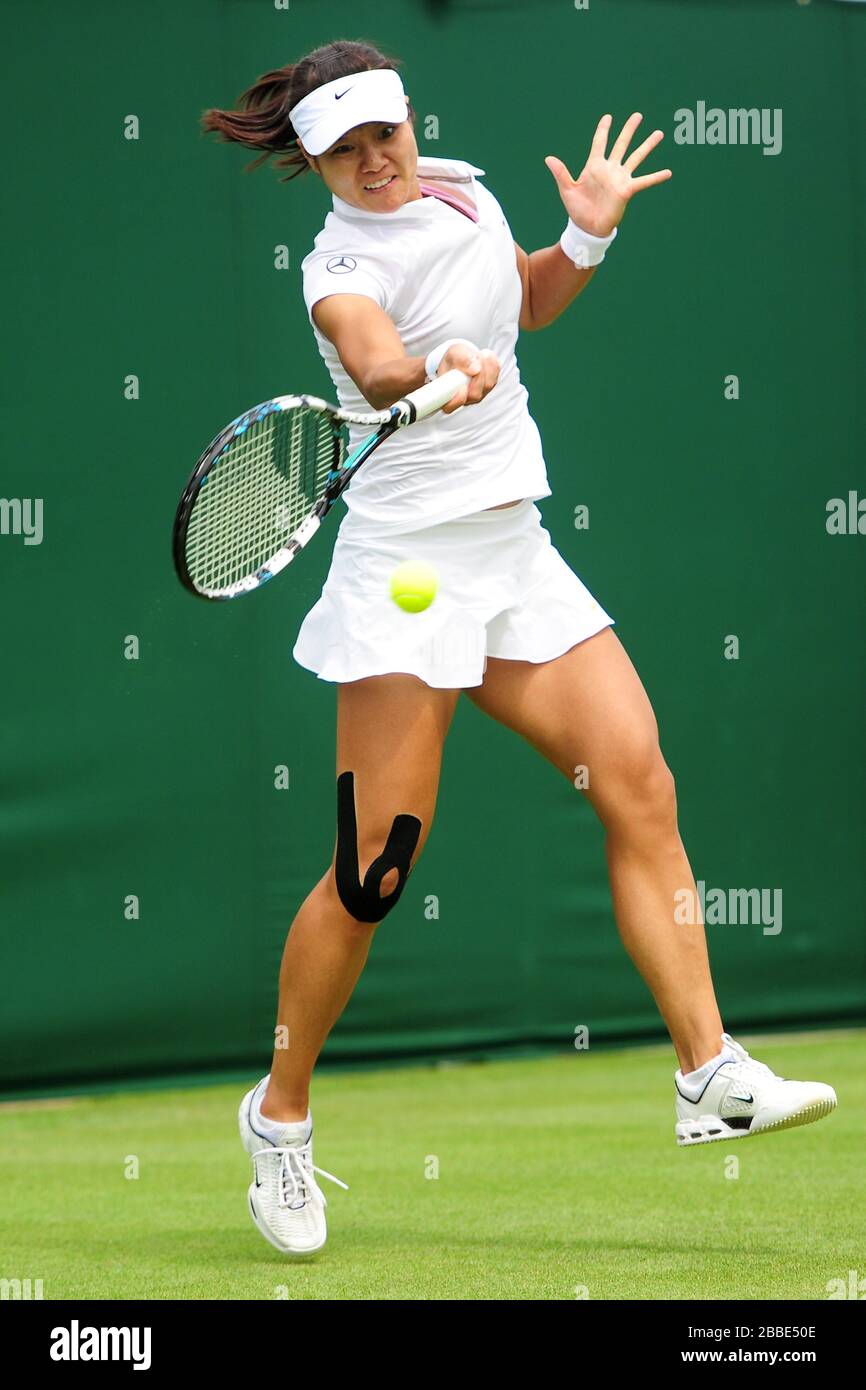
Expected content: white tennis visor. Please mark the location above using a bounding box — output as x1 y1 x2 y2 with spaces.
289 68 409 157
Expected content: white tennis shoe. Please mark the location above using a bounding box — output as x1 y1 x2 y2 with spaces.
238 1076 348 1255
675 1033 837 1146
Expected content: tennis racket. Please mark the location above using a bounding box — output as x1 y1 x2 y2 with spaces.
172 368 470 601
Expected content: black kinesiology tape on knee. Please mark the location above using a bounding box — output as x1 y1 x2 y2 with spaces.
334 770 422 924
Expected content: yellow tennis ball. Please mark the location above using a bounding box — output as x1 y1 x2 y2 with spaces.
389 560 439 613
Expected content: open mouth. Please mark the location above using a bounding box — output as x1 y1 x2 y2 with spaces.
363 174 397 193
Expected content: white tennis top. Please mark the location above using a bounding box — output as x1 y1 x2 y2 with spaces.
300 156 552 536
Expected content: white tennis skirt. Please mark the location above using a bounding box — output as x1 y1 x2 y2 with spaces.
292 499 614 689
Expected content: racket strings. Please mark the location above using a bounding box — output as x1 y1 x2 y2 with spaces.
185 407 344 593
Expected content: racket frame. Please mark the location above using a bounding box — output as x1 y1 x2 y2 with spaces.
173 371 468 601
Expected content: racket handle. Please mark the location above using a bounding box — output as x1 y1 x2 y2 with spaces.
398 368 471 423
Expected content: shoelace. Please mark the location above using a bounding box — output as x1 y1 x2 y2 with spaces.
720 1041 776 1085
252 1142 349 1212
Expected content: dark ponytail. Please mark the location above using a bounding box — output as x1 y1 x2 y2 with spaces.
201 38 414 181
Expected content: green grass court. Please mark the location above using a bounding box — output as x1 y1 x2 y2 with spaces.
3 1028 862 1301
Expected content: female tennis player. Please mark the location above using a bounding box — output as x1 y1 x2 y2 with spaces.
203 40 836 1258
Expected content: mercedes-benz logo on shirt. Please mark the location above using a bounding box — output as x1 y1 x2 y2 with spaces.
326 256 357 274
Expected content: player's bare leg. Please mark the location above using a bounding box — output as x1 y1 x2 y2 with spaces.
464 627 723 1073
261 674 460 1122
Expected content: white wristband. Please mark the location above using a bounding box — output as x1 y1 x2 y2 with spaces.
424 337 480 383
559 218 618 269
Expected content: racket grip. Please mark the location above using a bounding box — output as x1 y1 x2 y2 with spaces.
399 368 471 423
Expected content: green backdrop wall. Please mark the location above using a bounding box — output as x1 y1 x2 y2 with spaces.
2 0 864 1097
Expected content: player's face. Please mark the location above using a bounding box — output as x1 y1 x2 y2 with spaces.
304 119 421 211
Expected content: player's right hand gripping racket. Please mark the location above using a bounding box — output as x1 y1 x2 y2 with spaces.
172 368 470 601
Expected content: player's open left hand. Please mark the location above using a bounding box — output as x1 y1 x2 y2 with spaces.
545 113 672 240
438 345 501 414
